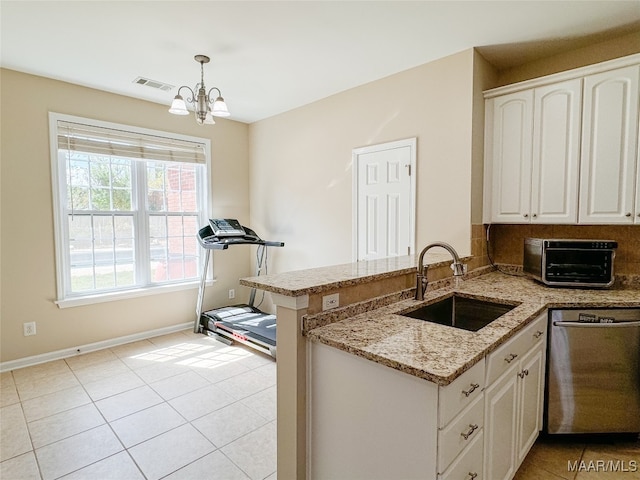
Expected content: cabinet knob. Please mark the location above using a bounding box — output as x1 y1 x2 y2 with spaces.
626 212 632 217
523 214 529 218
461 424 479 440
467 473 478 480
534 330 544 339
518 369 529 379
532 213 537 218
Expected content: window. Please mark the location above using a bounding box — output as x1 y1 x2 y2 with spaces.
49 113 210 306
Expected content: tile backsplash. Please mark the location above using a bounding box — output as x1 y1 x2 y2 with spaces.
474 224 640 275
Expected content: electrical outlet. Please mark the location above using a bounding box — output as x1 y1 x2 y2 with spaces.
229 289 235 299
322 293 339 311
23 322 36 336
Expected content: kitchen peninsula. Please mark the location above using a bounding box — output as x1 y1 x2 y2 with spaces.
240 255 640 480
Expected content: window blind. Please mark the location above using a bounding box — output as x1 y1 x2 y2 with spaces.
57 120 206 164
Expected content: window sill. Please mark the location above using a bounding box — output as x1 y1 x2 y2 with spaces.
55 279 216 309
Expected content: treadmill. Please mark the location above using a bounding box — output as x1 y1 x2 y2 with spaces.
195 219 284 358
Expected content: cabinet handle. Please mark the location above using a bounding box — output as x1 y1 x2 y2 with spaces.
533 330 544 339
461 424 479 440
518 369 529 378
467 472 478 480
626 212 632 217
504 353 518 363
532 213 537 218
523 213 529 218
462 383 480 397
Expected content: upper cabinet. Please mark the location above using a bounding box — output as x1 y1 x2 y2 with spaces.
483 55 640 225
579 65 640 224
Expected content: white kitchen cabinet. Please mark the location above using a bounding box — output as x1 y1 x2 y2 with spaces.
578 65 640 224
484 54 640 225
308 342 485 479
485 90 533 223
483 313 547 480
484 79 582 224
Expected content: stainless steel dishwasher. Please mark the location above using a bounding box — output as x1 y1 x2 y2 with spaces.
546 308 640 434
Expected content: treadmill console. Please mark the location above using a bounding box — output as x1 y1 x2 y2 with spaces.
209 218 246 237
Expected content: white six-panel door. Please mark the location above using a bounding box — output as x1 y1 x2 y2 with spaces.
353 138 416 261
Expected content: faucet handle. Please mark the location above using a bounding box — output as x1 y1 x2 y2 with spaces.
451 262 467 276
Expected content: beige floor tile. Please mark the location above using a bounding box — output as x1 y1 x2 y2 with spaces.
193 358 251 383
95 385 163 422
35 424 123 480
71 358 131 384
149 370 210 400
216 369 276 400
27 403 105 448
168 384 236 421
0 403 32 462
65 349 119 370
11 360 71 385
0 371 15 389
133 360 192 383
0 382 20 408
222 421 277 480
110 339 156 358
21 386 91 422
14 370 80 401
110 402 186 448
162 450 251 480
192 401 269 448
59 451 145 480
0 451 41 480
82 370 145 401
574 442 640 479
522 438 586 479
127 424 215 480
240 385 277 422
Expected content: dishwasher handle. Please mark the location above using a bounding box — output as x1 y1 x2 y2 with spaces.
553 320 640 328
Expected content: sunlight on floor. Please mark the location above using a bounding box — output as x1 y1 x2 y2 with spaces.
130 343 254 369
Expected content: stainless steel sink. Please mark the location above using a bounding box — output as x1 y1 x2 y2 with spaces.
401 294 515 331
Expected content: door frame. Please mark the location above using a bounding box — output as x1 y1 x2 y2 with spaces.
352 137 417 261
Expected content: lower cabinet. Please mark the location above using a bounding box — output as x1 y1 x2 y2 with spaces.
483 313 547 480
307 312 547 480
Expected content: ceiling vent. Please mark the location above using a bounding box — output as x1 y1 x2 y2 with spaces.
133 77 174 92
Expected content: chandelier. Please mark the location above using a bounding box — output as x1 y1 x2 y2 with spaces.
168 54 230 125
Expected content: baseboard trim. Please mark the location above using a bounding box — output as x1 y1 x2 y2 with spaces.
0 322 193 373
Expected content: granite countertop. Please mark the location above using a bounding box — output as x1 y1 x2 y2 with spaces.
240 252 461 296
305 271 640 386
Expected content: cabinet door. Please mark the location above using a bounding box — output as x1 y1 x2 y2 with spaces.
483 366 518 480
515 341 545 465
488 90 534 223
579 65 640 223
531 79 582 224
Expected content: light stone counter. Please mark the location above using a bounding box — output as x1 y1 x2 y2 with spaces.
306 271 640 385
241 256 640 386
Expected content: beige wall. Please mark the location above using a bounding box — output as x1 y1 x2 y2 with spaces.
249 49 478 275
496 30 640 86
0 69 250 363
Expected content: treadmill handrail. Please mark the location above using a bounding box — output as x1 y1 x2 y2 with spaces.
197 225 284 250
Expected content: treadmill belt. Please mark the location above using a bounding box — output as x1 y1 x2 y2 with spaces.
203 305 276 345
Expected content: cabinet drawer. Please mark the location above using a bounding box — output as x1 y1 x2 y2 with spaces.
438 429 484 480
438 394 484 472
486 314 547 385
439 359 485 427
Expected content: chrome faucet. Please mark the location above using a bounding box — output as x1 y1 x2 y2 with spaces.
415 242 467 301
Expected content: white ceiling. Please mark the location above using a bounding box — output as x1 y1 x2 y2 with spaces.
1 1 639 123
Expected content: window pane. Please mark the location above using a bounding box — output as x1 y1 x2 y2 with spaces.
55 116 207 299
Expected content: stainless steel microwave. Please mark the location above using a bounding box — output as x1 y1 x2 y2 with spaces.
523 238 617 288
